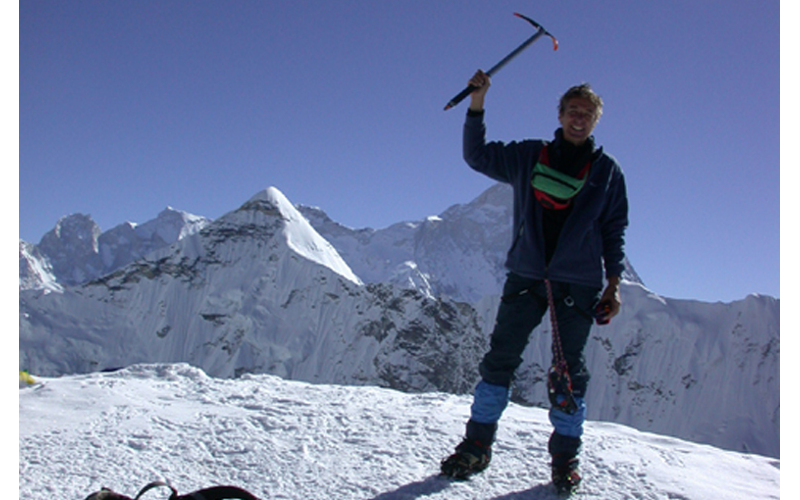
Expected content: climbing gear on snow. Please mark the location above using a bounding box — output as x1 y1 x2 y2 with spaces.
83 481 262 500
444 12 558 110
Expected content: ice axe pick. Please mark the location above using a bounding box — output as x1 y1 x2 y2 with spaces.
443 13 558 111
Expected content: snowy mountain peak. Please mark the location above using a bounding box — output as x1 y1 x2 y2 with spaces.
140 206 209 242
36 213 103 286
20 207 211 289
44 213 101 246
230 186 362 285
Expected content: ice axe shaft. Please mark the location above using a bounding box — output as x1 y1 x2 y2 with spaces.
444 13 558 111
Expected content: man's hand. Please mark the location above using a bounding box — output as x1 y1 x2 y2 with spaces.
468 70 491 111
597 276 621 323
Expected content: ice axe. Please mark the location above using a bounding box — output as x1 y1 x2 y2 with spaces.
443 13 558 111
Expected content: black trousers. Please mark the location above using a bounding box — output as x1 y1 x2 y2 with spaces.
479 273 601 398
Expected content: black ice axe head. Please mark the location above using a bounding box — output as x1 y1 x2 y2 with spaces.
443 13 558 111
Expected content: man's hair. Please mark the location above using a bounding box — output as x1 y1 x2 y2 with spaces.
558 83 603 120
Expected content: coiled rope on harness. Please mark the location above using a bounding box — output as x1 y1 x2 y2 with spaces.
545 279 578 414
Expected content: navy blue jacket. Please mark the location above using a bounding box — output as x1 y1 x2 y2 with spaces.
463 111 629 289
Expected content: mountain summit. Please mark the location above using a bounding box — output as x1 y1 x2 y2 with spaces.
244 187 361 285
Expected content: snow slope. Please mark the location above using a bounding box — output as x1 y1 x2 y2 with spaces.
19 240 61 292
18 364 779 500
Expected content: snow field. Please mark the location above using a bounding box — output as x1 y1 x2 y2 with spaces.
19 364 779 500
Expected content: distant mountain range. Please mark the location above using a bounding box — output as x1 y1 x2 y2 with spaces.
19 183 779 458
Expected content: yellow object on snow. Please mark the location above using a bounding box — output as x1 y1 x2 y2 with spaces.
19 370 36 387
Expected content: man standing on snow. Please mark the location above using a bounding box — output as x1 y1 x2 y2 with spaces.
440 70 629 494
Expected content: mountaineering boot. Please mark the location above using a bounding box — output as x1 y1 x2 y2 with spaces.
440 437 491 480
548 430 582 494
551 457 581 495
440 420 496 479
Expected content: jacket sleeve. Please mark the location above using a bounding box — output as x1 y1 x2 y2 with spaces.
463 111 515 184
600 162 629 279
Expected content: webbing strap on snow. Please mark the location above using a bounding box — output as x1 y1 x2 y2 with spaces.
180 486 262 500
84 482 262 500
134 481 176 500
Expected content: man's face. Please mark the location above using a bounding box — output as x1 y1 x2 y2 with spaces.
558 97 599 146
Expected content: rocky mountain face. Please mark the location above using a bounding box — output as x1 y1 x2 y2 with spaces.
19 184 779 458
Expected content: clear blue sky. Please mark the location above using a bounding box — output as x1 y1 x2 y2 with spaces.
19 1 780 303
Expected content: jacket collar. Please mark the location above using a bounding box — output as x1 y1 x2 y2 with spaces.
550 128 599 176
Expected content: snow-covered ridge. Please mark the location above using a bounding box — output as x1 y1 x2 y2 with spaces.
22 207 210 289
19 363 780 500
